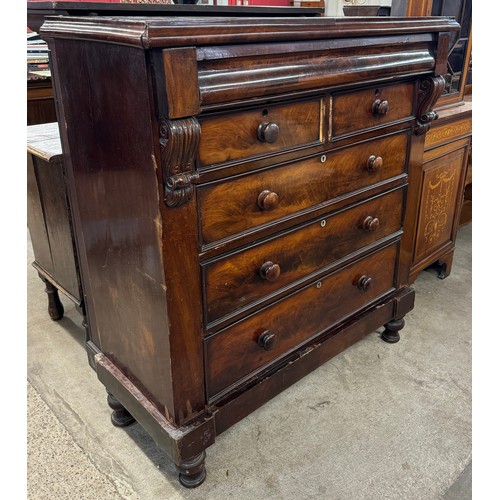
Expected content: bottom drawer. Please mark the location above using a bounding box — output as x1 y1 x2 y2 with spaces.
205 242 398 399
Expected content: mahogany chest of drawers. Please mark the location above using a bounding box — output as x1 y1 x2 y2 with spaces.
41 14 458 487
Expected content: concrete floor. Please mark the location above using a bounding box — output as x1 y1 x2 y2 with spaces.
27 224 472 500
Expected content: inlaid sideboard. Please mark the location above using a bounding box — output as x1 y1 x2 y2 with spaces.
41 14 459 487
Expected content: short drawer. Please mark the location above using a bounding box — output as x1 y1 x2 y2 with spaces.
205 242 398 399
198 98 324 168
204 188 403 325
199 130 409 244
332 82 415 136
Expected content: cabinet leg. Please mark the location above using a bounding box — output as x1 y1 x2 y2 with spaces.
106 392 136 427
381 318 405 344
175 451 207 488
436 253 454 280
39 274 64 321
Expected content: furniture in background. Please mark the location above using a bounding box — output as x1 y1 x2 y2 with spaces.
27 1 323 32
27 122 84 321
393 0 472 281
42 13 457 487
404 96 472 282
27 78 57 125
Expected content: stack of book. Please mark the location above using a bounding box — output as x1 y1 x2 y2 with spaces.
27 31 50 80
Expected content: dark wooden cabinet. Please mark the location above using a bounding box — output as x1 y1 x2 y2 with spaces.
27 122 84 319
41 13 457 487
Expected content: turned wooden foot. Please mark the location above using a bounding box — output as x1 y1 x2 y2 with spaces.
175 451 207 488
381 318 405 344
106 392 136 427
39 275 64 321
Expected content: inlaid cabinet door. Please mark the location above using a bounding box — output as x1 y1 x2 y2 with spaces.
413 145 469 263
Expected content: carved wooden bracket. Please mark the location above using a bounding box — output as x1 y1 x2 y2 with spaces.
415 75 446 135
159 117 200 207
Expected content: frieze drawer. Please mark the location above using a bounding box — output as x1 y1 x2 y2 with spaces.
205 241 398 400
199 130 409 244
198 97 325 168
42 12 457 488
332 82 415 137
203 188 404 327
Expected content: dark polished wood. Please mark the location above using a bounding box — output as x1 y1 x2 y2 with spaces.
107 392 136 428
41 14 457 488
27 122 84 319
27 79 57 125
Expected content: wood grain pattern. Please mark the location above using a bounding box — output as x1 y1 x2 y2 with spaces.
332 82 415 136
198 45 433 107
206 242 398 399
48 38 205 425
199 130 409 244
41 16 459 48
27 132 81 303
162 48 200 119
198 98 323 168
204 188 404 325
41 12 456 484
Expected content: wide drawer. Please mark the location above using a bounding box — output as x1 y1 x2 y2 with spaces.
204 188 403 326
199 130 409 244
205 242 398 399
198 97 324 168
332 82 414 136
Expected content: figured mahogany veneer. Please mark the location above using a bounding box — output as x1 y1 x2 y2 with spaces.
41 14 458 488
199 130 409 244
331 82 415 136
204 188 404 327
198 98 324 167
206 241 398 399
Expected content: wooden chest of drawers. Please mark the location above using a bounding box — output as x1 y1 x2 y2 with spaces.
41 14 458 487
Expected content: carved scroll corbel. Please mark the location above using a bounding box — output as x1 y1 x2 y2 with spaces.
159 117 200 207
415 76 446 135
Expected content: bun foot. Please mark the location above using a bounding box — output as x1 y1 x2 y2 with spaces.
176 451 207 488
382 318 405 343
106 392 136 427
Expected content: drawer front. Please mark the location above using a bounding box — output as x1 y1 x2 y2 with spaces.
198 98 324 168
199 130 408 244
206 242 398 399
204 188 403 325
332 82 414 136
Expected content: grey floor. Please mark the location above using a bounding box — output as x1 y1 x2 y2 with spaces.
27 225 472 500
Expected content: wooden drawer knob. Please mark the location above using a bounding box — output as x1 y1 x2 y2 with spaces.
366 155 383 172
362 216 380 232
357 275 372 292
260 261 281 282
372 99 389 117
257 190 279 211
257 122 280 143
258 330 277 351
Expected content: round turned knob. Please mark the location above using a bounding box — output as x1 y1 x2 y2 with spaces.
258 330 277 351
257 122 280 143
357 275 373 292
257 190 279 211
362 216 380 232
372 99 389 117
260 261 281 282
366 155 383 172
